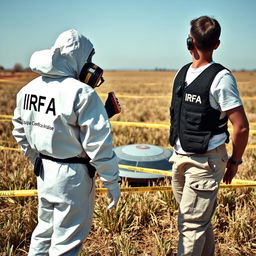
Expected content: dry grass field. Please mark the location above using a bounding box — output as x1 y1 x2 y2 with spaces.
0 70 256 255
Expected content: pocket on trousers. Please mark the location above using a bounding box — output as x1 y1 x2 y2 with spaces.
186 179 218 220
207 151 229 171
189 179 218 192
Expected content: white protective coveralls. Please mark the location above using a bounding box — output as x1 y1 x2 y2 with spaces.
12 29 120 255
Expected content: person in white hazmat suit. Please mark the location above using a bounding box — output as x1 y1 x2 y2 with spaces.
12 29 121 255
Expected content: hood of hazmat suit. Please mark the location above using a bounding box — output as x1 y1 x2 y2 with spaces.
12 29 120 189
30 29 94 79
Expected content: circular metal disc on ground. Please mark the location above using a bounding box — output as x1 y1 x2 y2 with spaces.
114 144 173 182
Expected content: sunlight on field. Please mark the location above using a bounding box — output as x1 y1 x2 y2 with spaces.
0 71 256 255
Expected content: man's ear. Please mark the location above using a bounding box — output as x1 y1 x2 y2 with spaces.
214 40 220 50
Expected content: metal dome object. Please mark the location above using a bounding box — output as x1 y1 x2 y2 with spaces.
114 144 173 185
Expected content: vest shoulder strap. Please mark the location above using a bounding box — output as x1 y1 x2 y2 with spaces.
175 63 226 90
186 63 226 92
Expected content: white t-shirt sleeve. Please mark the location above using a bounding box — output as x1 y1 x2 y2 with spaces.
211 70 243 112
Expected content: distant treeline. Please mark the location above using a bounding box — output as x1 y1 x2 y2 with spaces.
1 64 256 73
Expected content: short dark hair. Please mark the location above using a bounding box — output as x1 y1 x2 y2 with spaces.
190 16 221 51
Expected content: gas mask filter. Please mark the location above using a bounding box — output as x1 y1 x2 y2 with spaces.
79 62 104 88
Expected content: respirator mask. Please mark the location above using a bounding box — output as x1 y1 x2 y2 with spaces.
79 62 104 88
79 49 105 88
78 49 121 118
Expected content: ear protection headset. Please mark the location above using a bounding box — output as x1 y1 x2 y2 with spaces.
186 37 194 50
79 62 104 88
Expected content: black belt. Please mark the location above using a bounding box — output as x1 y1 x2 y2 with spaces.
34 154 96 178
40 153 90 164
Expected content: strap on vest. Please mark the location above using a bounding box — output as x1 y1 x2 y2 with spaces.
211 116 230 143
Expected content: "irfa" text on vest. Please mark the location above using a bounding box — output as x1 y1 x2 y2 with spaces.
185 93 202 104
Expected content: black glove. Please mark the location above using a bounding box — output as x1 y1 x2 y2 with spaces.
105 92 121 118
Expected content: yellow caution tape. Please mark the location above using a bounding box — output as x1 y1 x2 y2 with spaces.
116 166 256 188
0 149 254 185
1 114 256 130
0 79 12 82
111 121 169 129
242 96 256 100
0 145 21 152
0 79 21 83
119 164 172 176
0 115 13 118
97 186 173 194
98 93 170 99
0 187 173 197
99 93 256 101
111 121 256 134
0 140 17 144
0 189 38 197
229 178 256 185
1 181 256 198
246 145 256 149
0 119 13 122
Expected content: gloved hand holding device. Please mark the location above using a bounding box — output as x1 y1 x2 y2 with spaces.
105 92 121 118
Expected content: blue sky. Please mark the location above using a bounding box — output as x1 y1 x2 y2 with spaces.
1 0 256 70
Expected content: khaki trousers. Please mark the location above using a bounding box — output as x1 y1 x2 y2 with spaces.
170 144 228 256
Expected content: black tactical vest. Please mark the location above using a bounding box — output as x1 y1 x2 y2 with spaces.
169 63 229 154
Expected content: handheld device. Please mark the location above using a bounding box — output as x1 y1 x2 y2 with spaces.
105 92 121 118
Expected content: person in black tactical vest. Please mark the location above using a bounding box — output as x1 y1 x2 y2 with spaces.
169 16 249 256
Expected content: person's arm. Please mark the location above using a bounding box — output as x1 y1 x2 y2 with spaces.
75 87 120 209
223 105 249 184
12 94 38 165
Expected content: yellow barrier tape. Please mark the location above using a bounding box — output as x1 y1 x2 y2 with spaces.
230 178 256 185
242 96 256 100
0 146 255 184
0 79 22 83
98 93 170 99
0 189 38 197
0 146 21 152
99 93 256 100
246 145 256 149
111 121 169 129
0 115 13 118
0 140 17 144
111 121 256 134
1 115 256 130
0 119 13 122
1 181 256 198
119 164 172 176
0 187 173 197
115 165 256 187
0 79 13 82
